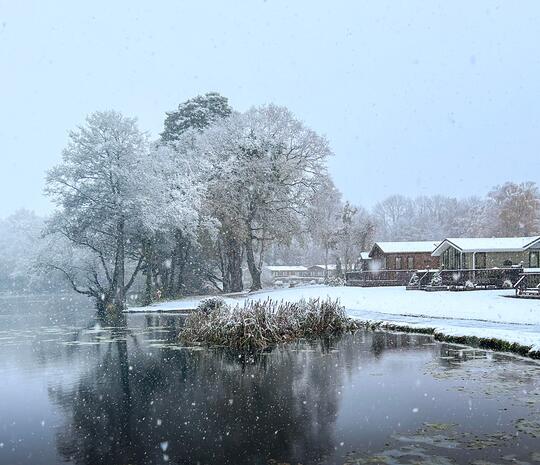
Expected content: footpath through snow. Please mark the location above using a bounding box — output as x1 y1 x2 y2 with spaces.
129 286 540 355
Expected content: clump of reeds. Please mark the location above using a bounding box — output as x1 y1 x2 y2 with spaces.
181 297 360 350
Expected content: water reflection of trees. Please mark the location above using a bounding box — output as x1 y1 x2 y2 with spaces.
49 337 341 464
47 325 439 465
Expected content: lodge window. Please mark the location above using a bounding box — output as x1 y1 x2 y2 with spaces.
442 248 462 269
407 256 414 269
395 257 402 270
530 251 540 268
475 252 487 269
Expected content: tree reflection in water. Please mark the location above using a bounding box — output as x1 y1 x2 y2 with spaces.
48 320 357 465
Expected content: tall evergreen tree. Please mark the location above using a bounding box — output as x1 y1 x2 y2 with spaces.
161 92 232 142
142 92 235 298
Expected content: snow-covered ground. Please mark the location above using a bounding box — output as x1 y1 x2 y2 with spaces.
128 286 540 353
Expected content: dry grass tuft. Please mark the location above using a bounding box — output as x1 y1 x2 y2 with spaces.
181 297 360 350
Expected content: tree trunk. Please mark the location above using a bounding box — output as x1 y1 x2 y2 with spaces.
113 217 126 312
218 241 230 293
218 225 243 293
225 236 243 293
164 229 189 298
245 236 262 291
324 245 330 281
166 246 177 298
174 232 189 296
142 240 153 306
143 267 153 306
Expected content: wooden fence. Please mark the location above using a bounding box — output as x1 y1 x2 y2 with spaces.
345 270 416 287
407 267 523 290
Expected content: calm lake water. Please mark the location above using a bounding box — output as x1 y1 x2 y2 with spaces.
1 295 540 465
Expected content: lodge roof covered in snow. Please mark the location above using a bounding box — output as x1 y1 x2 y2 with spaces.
359 252 371 260
314 264 337 270
267 264 337 272
369 241 440 256
432 236 540 255
266 265 308 272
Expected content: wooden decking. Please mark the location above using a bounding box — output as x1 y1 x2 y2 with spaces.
406 267 523 291
346 270 416 287
514 272 540 298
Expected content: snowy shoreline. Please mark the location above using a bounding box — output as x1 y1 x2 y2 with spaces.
127 285 540 357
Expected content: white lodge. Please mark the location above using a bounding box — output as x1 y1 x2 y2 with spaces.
266 265 337 283
432 237 540 270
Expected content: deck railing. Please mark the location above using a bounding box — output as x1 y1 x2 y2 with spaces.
514 272 540 292
407 267 523 290
345 270 416 287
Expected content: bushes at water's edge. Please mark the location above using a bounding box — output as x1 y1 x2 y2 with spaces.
363 321 540 359
180 298 361 350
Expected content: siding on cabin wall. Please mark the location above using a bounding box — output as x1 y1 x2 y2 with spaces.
370 250 439 270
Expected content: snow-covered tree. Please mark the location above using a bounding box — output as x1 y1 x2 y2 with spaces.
373 195 415 240
197 104 331 290
372 194 488 241
484 182 540 236
44 111 193 315
307 176 342 278
335 203 375 274
133 140 202 304
0 210 61 293
138 93 235 301
161 92 232 142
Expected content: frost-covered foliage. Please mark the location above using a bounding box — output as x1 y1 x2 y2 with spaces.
0 210 66 293
430 272 443 287
408 273 420 286
372 182 540 242
195 104 331 291
182 298 359 349
502 279 514 289
373 194 483 241
196 296 226 313
325 276 346 287
305 176 342 271
161 92 232 142
43 111 199 312
483 182 540 237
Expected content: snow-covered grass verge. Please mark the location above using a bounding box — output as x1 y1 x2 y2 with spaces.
238 286 540 357
181 297 360 350
129 286 540 358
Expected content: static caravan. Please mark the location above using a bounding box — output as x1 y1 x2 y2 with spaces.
431 237 540 270
368 241 441 271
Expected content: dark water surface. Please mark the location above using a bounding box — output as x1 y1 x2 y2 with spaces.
1 295 540 465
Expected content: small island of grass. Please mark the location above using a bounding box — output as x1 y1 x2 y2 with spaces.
181 297 361 350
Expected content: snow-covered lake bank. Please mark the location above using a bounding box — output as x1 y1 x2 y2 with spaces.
128 286 540 355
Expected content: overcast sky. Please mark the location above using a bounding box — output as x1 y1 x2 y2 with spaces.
1 0 540 218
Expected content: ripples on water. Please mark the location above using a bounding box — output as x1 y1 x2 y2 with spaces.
0 294 539 465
